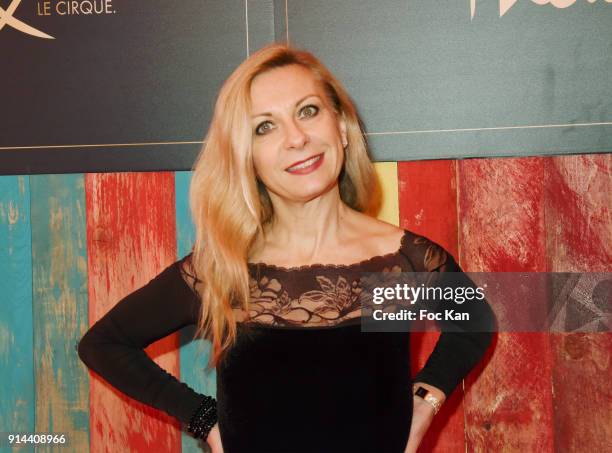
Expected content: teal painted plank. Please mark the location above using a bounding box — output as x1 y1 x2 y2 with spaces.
30 175 89 452
175 171 216 453
0 176 34 453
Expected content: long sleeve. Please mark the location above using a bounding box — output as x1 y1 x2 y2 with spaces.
403 233 496 397
77 256 208 424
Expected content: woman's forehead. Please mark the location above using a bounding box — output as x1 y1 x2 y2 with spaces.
250 65 326 114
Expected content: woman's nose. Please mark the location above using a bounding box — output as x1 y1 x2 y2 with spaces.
283 118 309 150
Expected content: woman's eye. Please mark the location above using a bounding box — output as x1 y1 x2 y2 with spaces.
299 105 319 118
255 121 273 136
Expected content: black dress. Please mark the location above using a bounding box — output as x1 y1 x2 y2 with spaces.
78 230 494 453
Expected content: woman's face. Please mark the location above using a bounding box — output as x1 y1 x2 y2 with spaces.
249 64 347 203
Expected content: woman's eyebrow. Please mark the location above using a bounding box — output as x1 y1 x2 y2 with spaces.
251 94 320 119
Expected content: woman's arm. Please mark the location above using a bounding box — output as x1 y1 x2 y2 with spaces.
412 251 495 396
77 256 209 425
401 233 495 451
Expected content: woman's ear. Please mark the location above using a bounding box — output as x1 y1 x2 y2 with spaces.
339 114 348 148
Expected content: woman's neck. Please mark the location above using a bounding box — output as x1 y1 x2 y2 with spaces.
257 188 360 260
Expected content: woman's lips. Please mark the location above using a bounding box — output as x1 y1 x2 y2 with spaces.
285 153 324 175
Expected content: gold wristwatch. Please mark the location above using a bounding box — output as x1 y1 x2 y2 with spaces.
413 386 442 415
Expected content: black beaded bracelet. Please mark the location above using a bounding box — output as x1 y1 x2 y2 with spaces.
187 396 218 440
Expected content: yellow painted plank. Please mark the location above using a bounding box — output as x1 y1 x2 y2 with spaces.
374 161 399 226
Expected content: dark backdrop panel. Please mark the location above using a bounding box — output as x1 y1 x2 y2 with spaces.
1 0 247 145
1 0 611 174
286 0 612 161
1 0 256 174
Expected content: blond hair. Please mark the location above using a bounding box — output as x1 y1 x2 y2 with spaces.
189 43 380 364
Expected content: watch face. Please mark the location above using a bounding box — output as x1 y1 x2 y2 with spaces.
415 387 429 398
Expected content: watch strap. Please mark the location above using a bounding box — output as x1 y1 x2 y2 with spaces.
413 386 442 415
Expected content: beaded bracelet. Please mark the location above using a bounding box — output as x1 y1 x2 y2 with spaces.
187 396 218 440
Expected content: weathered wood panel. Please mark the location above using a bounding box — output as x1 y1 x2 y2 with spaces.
175 171 216 453
398 160 466 453
30 175 90 452
398 160 459 258
459 157 555 452
374 162 400 226
545 154 612 452
85 173 180 453
0 176 34 453
0 155 607 453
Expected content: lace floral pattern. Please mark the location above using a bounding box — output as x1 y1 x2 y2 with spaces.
413 236 448 272
244 265 405 327
246 274 362 326
179 231 452 328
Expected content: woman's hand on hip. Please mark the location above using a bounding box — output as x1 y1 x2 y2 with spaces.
206 423 224 453
403 397 435 453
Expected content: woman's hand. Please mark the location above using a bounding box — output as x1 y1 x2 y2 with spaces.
403 383 445 453
403 396 435 453
206 423 224 453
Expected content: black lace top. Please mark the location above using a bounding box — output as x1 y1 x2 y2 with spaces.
78 230 494 453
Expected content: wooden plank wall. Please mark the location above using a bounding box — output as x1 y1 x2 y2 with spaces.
85 173 180 453
0 154 609 452
0 177 34 453
398 160 465 453
457 158 555 451
30 175 90 453
175 171 217 453
546 154 612 452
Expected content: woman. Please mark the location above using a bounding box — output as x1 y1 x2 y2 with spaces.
78 44 494 452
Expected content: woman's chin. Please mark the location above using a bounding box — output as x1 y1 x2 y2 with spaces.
285 181 340 203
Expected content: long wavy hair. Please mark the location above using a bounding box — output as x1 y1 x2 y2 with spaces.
189 43 381 365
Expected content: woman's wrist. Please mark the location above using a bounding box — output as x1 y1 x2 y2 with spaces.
187 395 218 440
412 382 446 415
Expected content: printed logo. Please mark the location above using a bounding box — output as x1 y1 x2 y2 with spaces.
0 0 54 39
35 0 117 17
470 0 612 19
1 0 117 39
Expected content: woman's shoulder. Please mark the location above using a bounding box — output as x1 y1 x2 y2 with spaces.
398 229 456 272
350 214 404 255
349 215 453 271
176 253 204 298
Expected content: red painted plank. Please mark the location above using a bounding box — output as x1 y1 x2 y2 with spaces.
545 154 611 271
85 172 181 453
458 157 555 452
545 154 612 452
398 160 465 453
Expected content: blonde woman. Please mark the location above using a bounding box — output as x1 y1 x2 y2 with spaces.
79 44 494 453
